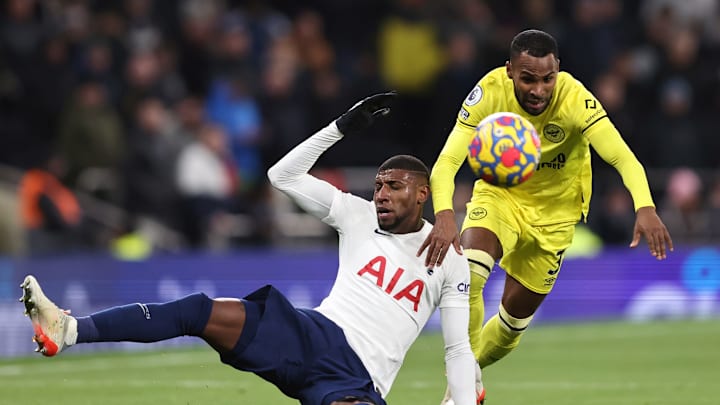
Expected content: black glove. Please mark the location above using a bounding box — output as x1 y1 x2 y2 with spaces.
335 91 397 136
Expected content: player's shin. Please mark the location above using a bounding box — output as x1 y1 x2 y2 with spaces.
476 304 533 368
465 249 493 360
76 293 213 343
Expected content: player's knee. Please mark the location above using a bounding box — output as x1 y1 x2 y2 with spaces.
176 292 214 336
177 292 212 309
498 303 533 333
465 249 494 280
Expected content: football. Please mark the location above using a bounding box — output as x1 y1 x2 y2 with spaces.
467 112 541 187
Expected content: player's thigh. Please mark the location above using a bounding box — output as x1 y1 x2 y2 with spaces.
461 189 519 256
501 222 575 294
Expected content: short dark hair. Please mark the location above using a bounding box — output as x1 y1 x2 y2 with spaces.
378 155 430 183
510 29 559 59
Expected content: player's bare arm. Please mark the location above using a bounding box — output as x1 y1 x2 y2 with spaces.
630 206 674 260
418 127 471 267
417 209 461 268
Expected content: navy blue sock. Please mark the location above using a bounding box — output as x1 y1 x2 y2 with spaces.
76 293 213 343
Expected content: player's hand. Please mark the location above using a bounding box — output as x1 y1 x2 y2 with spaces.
630 206 674 260
417 209 462 267
335 91 397 136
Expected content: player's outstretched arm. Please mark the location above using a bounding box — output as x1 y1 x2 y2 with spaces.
335 91 397 136
268 92 397 218
630 206 674 260
439 306 476 405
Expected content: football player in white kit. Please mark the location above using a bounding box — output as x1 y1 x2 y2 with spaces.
20 93 477 405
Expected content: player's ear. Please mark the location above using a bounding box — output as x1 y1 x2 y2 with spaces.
416 183 429 204
505 60 512 79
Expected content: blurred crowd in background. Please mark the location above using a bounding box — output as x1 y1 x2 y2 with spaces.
1 0 719 257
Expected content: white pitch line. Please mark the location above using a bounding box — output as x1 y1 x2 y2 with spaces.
6 379 243 389
0 352 211 376
488 380 700 390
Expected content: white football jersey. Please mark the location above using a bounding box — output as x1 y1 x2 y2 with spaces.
267 122 472 399
316 193 470 397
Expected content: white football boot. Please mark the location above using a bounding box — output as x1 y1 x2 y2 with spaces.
20 275 77 356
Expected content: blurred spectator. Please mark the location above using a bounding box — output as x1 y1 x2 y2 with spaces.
241 0 292 62
377 0 446 161
658 167 712 244
256 34 310 169
123 0 163 54
654 24 711 112
561 0 625 85
56 0 93 47
588 185 636 245
440 0 502 67
426 28 483 163
645 77 705 168
592 72 636 149
56 79 125 201
119 49 163 122
0 1 63 168
293 9 350 131
18 154 87 255
310 0 386 76
708 179 720 241
77 39 122 105
211 11 256 79
640 0 719 41
175 123 241 248
0 0 46 70
205 71 263 191
377 0 445 94
24 36 76 151
172 94 206 143
90 8 129 73
176 0 220 96
155 42 188 104
122 97 184 230
519 0 565 41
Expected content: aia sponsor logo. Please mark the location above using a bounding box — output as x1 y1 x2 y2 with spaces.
357 256 424 312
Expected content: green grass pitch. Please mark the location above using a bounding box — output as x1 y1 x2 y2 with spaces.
1 319 718 404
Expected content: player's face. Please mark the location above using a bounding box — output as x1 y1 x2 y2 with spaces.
506 52 559 115
373 169 428 234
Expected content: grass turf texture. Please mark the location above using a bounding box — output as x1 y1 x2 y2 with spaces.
1 319 718 405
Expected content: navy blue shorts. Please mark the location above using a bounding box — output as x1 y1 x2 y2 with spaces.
219 285 386 405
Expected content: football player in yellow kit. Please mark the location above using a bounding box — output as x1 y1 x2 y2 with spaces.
417 29 674 404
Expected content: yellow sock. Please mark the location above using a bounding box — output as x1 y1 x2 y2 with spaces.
477 304 533 368
464 249 494 360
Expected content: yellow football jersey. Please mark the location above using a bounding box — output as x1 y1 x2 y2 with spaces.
431 67 654 225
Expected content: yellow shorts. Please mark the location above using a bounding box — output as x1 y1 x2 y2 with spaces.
461 187 576 294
